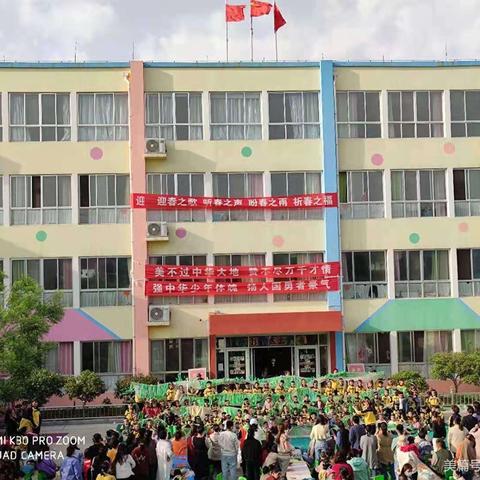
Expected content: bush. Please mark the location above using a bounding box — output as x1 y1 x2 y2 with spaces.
114 374 159 401
64 370 106 407
391 370 428 392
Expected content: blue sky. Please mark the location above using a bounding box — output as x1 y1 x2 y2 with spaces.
0 0 478 62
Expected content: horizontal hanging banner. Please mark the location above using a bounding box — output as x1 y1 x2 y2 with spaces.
131 193 338 210
145 262 340 280
145 277 339 297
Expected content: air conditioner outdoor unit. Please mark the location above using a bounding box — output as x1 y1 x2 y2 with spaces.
148 305 170 325
147 221 168 238
81 269 96 279
145 138 166 155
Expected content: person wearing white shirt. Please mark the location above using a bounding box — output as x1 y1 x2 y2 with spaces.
219 420 239 480
112 443 136 480
156 429 173 480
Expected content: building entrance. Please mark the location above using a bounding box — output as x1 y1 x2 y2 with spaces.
253 347 292 378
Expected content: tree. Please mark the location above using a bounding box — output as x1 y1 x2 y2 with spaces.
0 277 63 380
391 370 429 393
0 277 64 405
431 352 480 393
114 374 159 401
64 370 106 407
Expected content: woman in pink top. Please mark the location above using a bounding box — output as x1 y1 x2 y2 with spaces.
329 452 354 480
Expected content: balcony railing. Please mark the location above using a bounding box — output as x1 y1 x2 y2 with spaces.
392 201 447 218
395 281 450 298
80 290 132 307
79 207 130 224
459 280 480 297
455 200 480 217
340 202 384 219
343 282 387 299
43 290 73 307
11 208 72 225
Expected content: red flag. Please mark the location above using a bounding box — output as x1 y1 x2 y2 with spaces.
250 0 272 17
226 3 246 22
274 2 286 32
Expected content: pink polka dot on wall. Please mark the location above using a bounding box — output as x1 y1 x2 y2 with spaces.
443 143 455 155
459 222 469 233
371 153 384 166
90 147 103 160
175 227 187 239
272 235 284 247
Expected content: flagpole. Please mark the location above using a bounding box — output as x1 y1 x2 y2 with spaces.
250 14 254 61
225 0 229 62
275 30 278 61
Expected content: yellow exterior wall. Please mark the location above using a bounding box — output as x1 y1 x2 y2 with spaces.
149 300 329 340
83 306 133 339
343 299 388 332
144 67 320 92
147 140 323 174
0 224 131 258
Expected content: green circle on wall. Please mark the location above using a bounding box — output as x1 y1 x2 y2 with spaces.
409 233 420 244
241 146 252 158
36 230 47 242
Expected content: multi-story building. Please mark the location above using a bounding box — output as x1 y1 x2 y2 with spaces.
1 60 479 387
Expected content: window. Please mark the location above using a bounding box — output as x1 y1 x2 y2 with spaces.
149 255 208 305
339 171 384 219
268 91 320 139
450 90 480 137
271 171 322 220
214 254 266 304
345 333 390 365
210 92 261 140
11 258 73 306
10 175 71 225
9 93 70 142
78 93 128 141
342 251 387 299
212 173 264 221
80 257 131 307
398 331 452 376
147 173 205 222
453 169 480 216
145 92 202 141
151 338 208 381
388 91 443 138
44 342 74 375
79 174 130 224
273 252 325 302
336 91 381 138
391 170 446 218
394 250 450 298
461 330 480 353
81 341 132 374
457 249 480 297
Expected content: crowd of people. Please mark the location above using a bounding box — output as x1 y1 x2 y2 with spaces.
2 375 480 480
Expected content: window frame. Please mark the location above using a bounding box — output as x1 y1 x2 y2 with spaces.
268 91 321 140
10 257 73 307
342 251 387 299
81 340 133 374
77 92 129 141
210 91 261 141
345 332 391 365
145 91 203 141
10 175 72 225
461 329 480 353
339 170 384 219
146 172 206 223
391 169 447 218
453 168 480 217
450 90 480 137
336 91 381 138
387 90 444 138
457 248 480 297
150 338 209 380
79 174 130 224
394 249 450 298
9 92 71 142
79 256 131 307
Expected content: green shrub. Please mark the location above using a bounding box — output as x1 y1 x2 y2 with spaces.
391 370 428 392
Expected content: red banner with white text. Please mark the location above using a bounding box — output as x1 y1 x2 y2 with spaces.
131 193 337 210
145 262 340 280
145 277 339 297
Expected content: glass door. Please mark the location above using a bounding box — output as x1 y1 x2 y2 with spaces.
226 349 249 379
295 346 319 377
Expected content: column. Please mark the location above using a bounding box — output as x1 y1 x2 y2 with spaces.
452 329 461 353
3 174 10 227
202 91 210 141
450 247 459 298
261 90 269 140
380 90 389 139
1 92 8 142
320 61 341 312
443 90 452 139
384 168 392 219
129 61 150 375
389 331 399 374
207 253 215 306
386 249 396 299
335 332 345 371
204 172 213 223
70 91 78 142
73 341 81 376
72 256 81 308
71 174 79 225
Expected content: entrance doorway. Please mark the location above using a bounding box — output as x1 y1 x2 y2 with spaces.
254 347 292 378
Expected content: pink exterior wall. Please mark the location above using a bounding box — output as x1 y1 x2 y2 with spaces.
129 61 149 374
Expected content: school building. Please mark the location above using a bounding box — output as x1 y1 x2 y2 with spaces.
0 60 479 387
